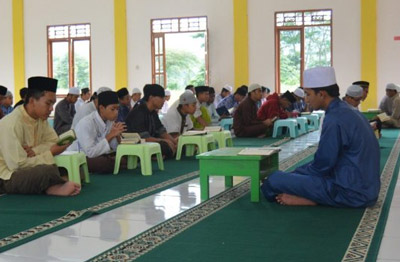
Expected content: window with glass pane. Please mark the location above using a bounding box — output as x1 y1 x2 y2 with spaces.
275 10 332 93
48 24 91 95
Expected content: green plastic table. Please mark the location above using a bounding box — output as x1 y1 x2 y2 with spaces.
196 147 279 202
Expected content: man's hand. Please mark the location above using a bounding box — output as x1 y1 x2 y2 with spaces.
162 139 177 154
106 122 127 141
50 143 70 156
23 145 36 158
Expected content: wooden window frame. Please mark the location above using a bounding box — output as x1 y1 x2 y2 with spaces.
274 9 333 93
47 23 92 98
150 16 209 88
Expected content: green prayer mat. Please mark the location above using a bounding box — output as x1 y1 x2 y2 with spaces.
88 130 400 262
0 136 284 252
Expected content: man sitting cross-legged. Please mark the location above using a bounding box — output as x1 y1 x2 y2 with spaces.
261 67 380 207
0 76 81 196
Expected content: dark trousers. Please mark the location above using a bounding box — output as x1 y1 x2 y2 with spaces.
86 154 127 174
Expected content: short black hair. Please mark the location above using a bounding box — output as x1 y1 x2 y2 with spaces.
234 87 247 97
185 85 194 90
312 84 340 98
208 87 215 94
24 88 46 105
19 87 28 99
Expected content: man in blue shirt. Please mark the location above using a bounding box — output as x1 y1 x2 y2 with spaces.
216 87 247 116
1 91 14 116
261 67 380 207
116 87 131 122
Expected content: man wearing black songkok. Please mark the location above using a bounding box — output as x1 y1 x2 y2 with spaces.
116 87 131 122
125 84 177 158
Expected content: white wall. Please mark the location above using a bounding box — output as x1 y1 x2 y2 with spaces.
248 0 361 97
0 0 15 95
127 0 234 93
24 0 115 91
377 0 400 104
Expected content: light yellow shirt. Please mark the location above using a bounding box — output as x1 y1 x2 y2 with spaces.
0 106 58 180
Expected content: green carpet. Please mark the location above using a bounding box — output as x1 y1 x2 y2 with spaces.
89 130 400 262
0 136 283 252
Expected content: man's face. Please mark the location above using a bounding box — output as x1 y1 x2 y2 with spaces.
197 92 209 103
2 96 13 107
208 93 215 103
32 92 56 120
345 95 362 108
304 88 324 110
221 90 231 98
151 96 165 110
250 89 262 101
279 97 291 109
234 94 245 103
82 92 91 101
165 95 171 102
100 104 119 121
132 93 141 102
120 95 131 106
386 89 397 98
182 103 197 115
362 87 368 101
68 94 79 104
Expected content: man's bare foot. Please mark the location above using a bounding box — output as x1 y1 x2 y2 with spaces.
276 193 317 206
46 182 81 196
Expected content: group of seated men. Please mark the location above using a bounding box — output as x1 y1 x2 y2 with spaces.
0 69 395 211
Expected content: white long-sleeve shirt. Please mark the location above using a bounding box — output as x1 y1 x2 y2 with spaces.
72 101 96 129
68 111 118 158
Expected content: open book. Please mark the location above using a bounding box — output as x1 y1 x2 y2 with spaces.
238 147 281 156
367 108 382 113
120 133 141 144
377 112 391 122
204 126 222 132
57 129 77 146
182 130 208 136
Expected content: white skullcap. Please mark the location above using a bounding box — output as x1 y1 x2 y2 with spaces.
222 85 233 93
97 87 112 94
5 90 13 97
248 83 262 93
179 90 197 105
386 83 399 92
346 85 363 98
68 87 80 95
165 90 171 96
131 87 142 94
303 67 337 88
293 88 304 98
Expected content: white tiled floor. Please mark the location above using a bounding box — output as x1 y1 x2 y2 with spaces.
0 131 399 262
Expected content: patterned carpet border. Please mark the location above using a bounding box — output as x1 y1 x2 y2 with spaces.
342 134 400 262
87 144 318 262
0 136 291 251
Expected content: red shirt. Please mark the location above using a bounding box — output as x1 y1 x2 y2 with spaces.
257 93 288 121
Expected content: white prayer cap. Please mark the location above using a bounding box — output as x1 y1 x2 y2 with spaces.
303 67 337 88
97 87 112 94
179 90 197 105
293 88 304 98
248 83 262 93
68 87 80 95
222 85 233 92
346 85 363 98
386 83 399 92
165 90 171 96
5 90 13 97
131 87 142 94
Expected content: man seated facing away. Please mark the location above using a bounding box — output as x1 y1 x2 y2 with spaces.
191 86 212 129
71 87 112 129
381 83 400 128
290 87 306 113
379 83 399 117
125 84 177 158
257 90 296 121
233 83 271 137
161 90 197 138
261 67 380 207
214 84 232 107
69 91 126 173
14 87 28 109
54 87 79 135
130 87 142 108
116 87 131 122
343 85 363 109
0 76 81 196
206 87 219 123
1 90 14 116
75 87 91 112
216 87 247 117
0 85 8 120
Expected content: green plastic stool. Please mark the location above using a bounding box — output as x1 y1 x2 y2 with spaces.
54 152 90 185
272 119 299 138
295 117 308 135
176 134 216 160
209 130 233 148
113 143 164 176
304 114 320 131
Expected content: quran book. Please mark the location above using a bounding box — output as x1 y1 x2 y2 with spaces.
57 129 76 146
120 133 141 144
182 130 207 136
204 126 222 132
238 147 281 156
377 113 391 122
367 108 382 113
